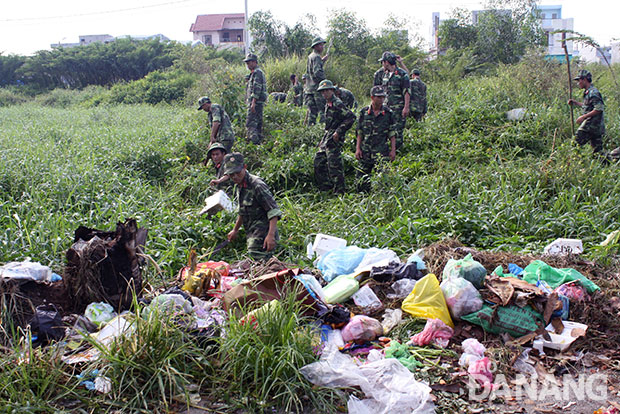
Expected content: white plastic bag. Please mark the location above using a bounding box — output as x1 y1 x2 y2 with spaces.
381 309 403 334
352 285 382 313
353 248 400 275
387 278 417 299
84 302 116 326
440 277 483 319
0 261 52 281
458 338 487 368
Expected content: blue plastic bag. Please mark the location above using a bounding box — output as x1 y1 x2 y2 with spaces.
316 246 367 283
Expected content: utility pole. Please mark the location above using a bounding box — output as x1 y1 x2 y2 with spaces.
244 0 249 53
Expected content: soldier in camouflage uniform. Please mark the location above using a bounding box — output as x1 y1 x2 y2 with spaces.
306 37 329 125
290 74 303 107
206 142 233 192
224 153 282 260
244 53 268 144
568 69 605 154
313 80 355 194
355 86 397 193
197 96 235 153
335 86 357 110
409 69 427 122
373 52 410 149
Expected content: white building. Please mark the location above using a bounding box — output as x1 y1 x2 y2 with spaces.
575 44 611 64
610 42 620 64
189 13 245 50
51 34 168 49
537 5 574 61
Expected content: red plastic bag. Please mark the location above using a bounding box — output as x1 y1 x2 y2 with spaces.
409 318 453 348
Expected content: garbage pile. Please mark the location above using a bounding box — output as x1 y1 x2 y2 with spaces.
3 226 618 412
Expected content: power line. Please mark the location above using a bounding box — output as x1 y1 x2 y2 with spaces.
0 0 201 23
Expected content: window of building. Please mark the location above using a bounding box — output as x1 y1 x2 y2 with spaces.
203 35 212 45
552 13 558 19
222 32 230 42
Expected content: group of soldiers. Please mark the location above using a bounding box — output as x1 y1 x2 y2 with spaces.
195 38 612 260
195 37 429 259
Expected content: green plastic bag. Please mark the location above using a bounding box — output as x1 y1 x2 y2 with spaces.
443 253 486 289
385 340 421 371
461 304 544 338
521 260 599 293
323 274 359 304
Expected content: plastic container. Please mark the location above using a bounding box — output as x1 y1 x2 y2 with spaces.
352 285 382 313
199 190 233 215
311 234 347 258
323 274 359 304
544 238 583 255
537 320 588 351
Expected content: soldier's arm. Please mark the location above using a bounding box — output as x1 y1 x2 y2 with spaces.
396 55 409 74
255 183 283 221
335 105 356 137
227 215 244 241
210 107 222 141
264 217 278 251
312 55 325 82
355 111 364 159
252 71 266 101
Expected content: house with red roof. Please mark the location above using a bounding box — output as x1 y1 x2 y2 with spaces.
189 13 245 50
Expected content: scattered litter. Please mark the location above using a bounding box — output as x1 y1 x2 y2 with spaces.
308 233 347 259
0 261 54 282
536 320 588 351
84 302 116 326
409 318 453 347
381 309 402 334
440 277 483 319
401 273 454 328
506 107 526 121
386 278 417 299
316 246 367 283
341 315 383 343
443 253 486 289
199 190 234 215
323 274 360 304
352 285 382 314
544 238 583 255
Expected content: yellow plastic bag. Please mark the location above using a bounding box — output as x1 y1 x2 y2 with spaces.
401 273 454 328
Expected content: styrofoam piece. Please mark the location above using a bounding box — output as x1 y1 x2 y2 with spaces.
537 320 588 351
544 238 583 255
200 190 233 215
312 233 347 258
506 107 526 121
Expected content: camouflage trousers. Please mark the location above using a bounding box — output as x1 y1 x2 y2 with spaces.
356 150 389 193
246 103 264 144
576 130 603 154
305 92 325 125
217 134 235 154
314 131 345 193
391 106 406 150
412 111 425 122
246 226 279 260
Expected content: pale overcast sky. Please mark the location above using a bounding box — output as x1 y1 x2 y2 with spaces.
0 0 617 56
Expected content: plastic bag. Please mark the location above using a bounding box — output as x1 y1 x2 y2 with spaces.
316 246 367 283
353 248 399 275
0 261 52 281
440 277 483 319
295 274 328 304
401 273 454 328
352 285 382 313
29 304 65 343
443 253 486 289
341 315 383 343
461 304 544 338
386 278 417 299
459 338 486 368
84 302 116 326
385 340 422 371
409 318 453 348
468 357 495 390
521 260 599 293
323 274 360 304
555 281 588 302
381 309 402 334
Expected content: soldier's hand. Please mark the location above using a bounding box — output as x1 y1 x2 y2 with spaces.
263 234 276 251
402 107 409 117
251 101 256 113
332 132 339 142
390 149 396 162
355 148 362 160
209 179 219 187
322 54 330 62
576 115 586 125
568 99 578 106
227 229 238 241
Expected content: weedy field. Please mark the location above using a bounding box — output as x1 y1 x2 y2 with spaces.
0 55 619 412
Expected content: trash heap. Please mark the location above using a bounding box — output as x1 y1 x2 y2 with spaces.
4 225 619 412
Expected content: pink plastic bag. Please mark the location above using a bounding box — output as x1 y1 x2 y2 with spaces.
341 315 384 343
468 357 495 390
408 318 453 348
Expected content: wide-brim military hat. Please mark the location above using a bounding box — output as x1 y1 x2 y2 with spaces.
378 51 396 64
243 53 258 62
197 96 211 110
207 142 228 158
311 37 326 48
370 85 387 97
222 153 245 176
317 79 336 91
573 69 592 80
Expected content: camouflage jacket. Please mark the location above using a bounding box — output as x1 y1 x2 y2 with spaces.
410 78 427 114
337 87 357 110
236 173 282 239
373 67 410 109
357 104 396 154
578 85 605 135
245 67 267 104
324 96 355 137
290 82 303 106
208 104 235 141
306 51 325 93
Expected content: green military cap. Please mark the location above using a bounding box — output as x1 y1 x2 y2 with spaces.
311 37 326 48
317 79 336 91
370 85 386 97
206 142 227 158
573 69 592 81
412 69 421 76
222 152 245 176
243 53 258 62
197 96 211 110
378 51 396 64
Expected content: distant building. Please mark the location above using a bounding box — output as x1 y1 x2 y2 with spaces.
575 44 612 64
189 13 245 50
536 5 574 62
51 33 169 49
429 12 444 57
612 42 620 64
